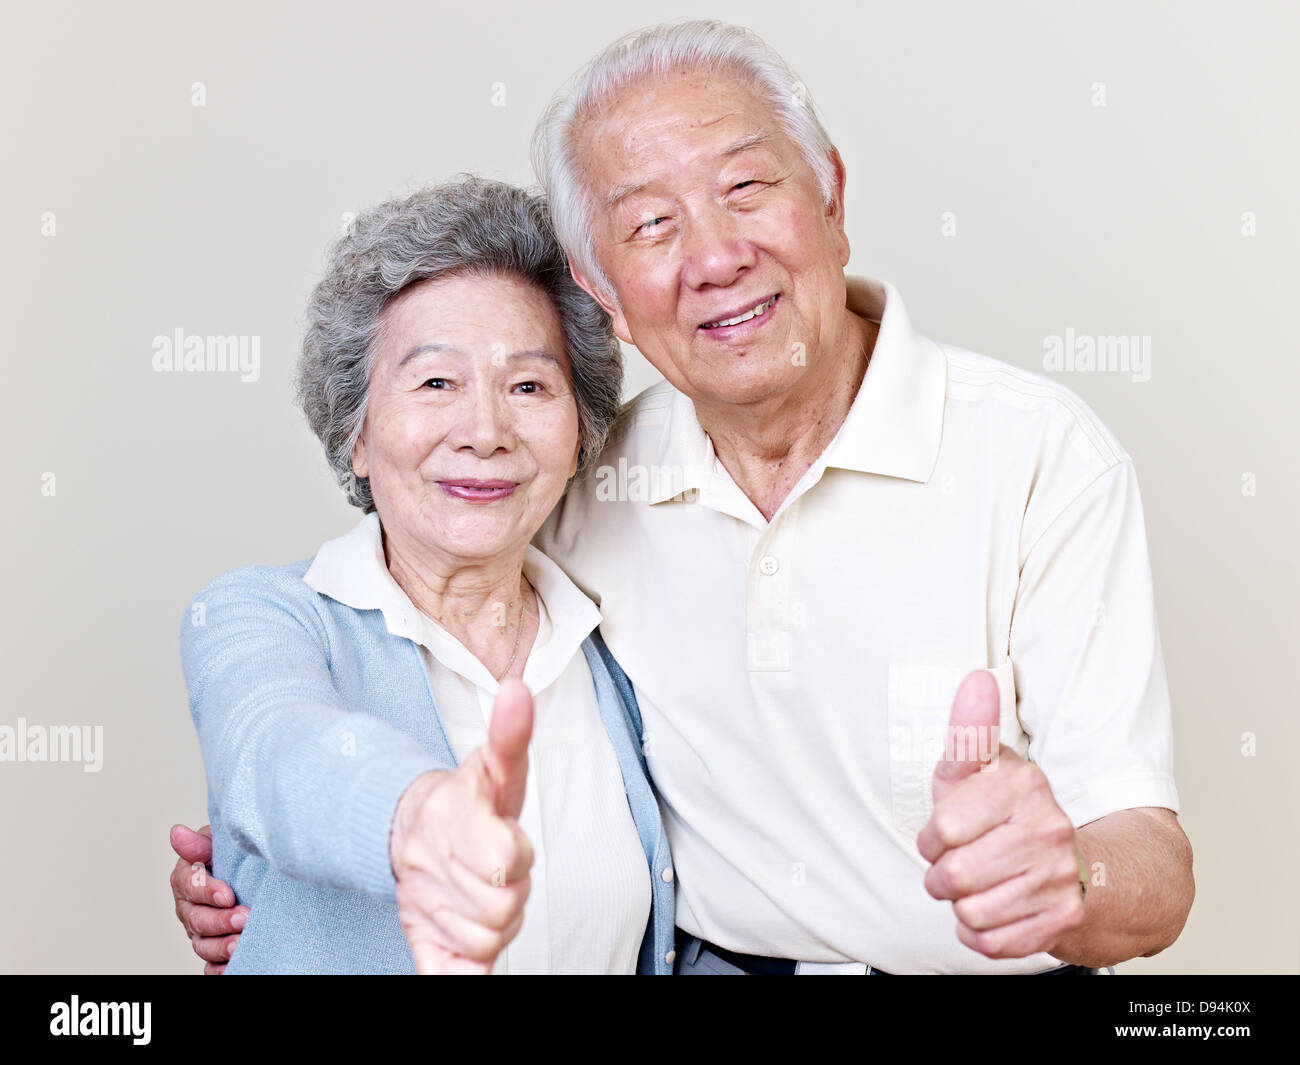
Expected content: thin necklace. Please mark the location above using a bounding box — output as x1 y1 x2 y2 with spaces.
497 578 532 680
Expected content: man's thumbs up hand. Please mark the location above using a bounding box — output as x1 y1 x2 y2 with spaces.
391 681 537 974
930 669 1000 805
917 669 1086 961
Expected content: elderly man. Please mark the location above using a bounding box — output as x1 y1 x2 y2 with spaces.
173 19 1192 974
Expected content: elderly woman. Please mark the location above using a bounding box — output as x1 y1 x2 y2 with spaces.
177 176 673 974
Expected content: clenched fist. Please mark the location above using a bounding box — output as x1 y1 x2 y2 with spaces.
390 678 537 974
917 670 1086 961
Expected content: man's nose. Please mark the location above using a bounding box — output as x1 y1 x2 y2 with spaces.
679 203 756 290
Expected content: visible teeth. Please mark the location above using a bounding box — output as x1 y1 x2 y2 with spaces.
703 296 775 329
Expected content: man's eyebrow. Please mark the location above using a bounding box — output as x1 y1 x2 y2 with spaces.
606 180 650 210
604 132 776 209
720 131 773 158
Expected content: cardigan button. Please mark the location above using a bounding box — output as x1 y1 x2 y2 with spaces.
661 866 674 883
665 950 676 965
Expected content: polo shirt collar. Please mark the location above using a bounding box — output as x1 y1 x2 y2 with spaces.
648 276 947 502
823 277 947 483
647 388 715 505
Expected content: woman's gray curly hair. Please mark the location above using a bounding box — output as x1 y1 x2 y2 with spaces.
296 174 623 512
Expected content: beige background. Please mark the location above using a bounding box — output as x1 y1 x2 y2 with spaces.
2 0 1296 974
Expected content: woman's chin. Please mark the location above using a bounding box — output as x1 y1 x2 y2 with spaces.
421 510 538 565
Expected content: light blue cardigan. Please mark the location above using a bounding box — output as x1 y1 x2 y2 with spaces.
180 559 675 974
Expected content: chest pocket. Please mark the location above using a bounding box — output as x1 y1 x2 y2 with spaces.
886 659 1029 840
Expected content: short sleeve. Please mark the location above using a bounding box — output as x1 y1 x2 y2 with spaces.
1010 460 1181 827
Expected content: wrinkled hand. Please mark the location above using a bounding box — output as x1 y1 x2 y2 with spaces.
169 823 248 974
917 671 1085 960
391 679 536 974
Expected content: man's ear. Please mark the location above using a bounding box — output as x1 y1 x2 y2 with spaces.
823 145 851 268
569 260 633 345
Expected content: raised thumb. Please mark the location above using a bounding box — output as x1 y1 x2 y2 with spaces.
931 669 1001 804
483 678 534 820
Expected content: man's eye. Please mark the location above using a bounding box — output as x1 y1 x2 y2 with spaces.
637 216 667 235
733 180 760 191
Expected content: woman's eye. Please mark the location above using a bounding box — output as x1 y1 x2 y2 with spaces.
423 378 449 390
513 381 542 394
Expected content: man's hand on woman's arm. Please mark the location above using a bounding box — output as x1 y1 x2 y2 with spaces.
168 824 247 975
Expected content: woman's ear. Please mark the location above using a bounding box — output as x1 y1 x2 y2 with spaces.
569 433 582 480
351 431 369 480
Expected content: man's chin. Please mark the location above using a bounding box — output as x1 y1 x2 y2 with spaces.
686 352 808 409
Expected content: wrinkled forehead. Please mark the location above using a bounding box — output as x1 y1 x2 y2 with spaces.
574 66 790 205
373 273 567 364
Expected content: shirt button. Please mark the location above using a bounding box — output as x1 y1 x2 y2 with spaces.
758 555 779 575
665 950 676 965
661 866 674 883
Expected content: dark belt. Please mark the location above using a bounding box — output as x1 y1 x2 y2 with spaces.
677 930 1094 975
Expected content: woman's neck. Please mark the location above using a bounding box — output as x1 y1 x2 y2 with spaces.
382 527 537 680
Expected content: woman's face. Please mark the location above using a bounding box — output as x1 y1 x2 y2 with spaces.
352 272 582 568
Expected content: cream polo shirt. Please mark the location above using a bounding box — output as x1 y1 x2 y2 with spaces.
303 512 651 974
535 275 1180 974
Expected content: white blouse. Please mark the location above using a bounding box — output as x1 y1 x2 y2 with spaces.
302 512 651 974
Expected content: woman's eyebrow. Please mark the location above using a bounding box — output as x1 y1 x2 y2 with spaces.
505 350 563 366
397 342 460 368
397 344 562 368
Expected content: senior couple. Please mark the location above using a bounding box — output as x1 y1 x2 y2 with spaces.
173 20 1193 974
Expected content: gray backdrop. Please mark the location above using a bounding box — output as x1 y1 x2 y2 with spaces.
2 0 1296 973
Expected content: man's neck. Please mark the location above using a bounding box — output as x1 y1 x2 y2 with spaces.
696 312 878 522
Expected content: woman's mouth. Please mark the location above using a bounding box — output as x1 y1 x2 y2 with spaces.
436 479 519 502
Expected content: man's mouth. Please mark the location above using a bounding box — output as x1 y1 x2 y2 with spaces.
699 293 779 330
436 479 519 502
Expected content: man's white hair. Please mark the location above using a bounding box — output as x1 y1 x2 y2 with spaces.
531 19 838 301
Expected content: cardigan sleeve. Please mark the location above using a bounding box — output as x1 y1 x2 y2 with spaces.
180 565 441 901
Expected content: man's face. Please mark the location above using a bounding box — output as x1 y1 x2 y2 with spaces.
573 67 852 409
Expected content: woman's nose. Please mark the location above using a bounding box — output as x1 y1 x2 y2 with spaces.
448 390 516 456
